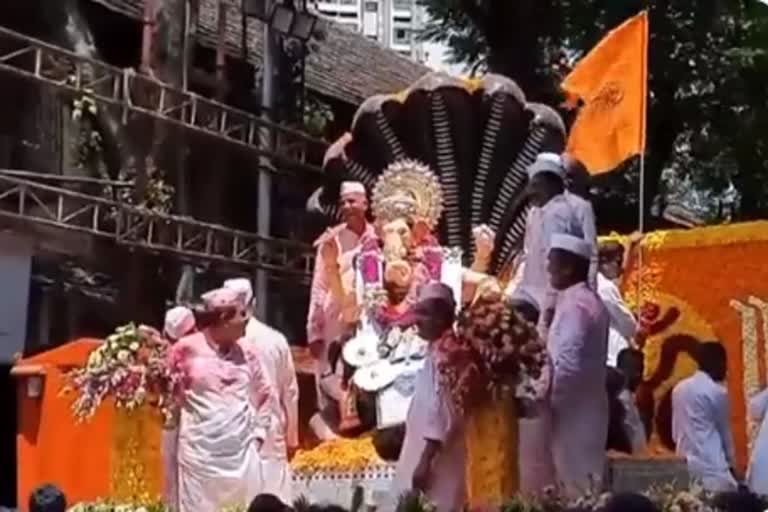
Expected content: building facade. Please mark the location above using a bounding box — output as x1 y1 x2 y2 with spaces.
314 0 427 62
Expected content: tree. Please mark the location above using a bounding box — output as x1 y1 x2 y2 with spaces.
420 0 768 228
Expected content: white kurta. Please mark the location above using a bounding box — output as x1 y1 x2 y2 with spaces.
564 192 598 290
672 371 737 492
748 388 768 494
306 223 374 414
518 195 584 313
548 282 609 497
597 273 638 366
245 317 299 505
390 353 466 512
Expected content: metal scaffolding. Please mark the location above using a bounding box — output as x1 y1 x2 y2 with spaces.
0 25 327 177
0 173 315 281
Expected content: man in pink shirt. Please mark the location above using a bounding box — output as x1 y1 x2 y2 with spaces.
306 181 375 440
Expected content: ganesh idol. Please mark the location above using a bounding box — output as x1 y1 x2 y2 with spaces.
307 71 566 505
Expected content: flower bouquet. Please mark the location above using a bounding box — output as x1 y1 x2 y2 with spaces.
65 323 184 425
457 299 547 412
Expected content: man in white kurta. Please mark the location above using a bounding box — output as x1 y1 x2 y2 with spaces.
391 283 466 512
547 234 610 497
515 154 585 494
224 278 299 505
672 342 738 492
306 181 375 440
747 387 768 494
598 241 638 366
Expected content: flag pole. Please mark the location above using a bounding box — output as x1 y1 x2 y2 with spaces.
635 8 649 314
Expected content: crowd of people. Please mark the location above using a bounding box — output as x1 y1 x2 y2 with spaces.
126 151 768 512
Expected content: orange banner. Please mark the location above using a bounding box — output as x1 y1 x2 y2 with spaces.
610 221 768 470
563 11 648 174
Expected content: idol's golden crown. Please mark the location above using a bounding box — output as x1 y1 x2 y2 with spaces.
371 160 443 227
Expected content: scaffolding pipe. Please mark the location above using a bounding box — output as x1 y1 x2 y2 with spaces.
255 1 277 321
140 0 157 73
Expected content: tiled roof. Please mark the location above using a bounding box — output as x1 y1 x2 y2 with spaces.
89 0 430 105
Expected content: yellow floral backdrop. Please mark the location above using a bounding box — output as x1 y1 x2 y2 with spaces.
610 220 768 470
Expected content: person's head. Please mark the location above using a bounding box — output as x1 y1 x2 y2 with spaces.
547 234 592 290
602 492 660 512
509 287 540 325
617 348 644 391
599 240 625 280
527 153 566 207
339 181 368 226
199 287 248 347
247 493 292 512
223 277 255 312
712 489 767 512
696 341 727 382
163 306 196 343
408 282 456 341
562 152 589 197
29 484 66 512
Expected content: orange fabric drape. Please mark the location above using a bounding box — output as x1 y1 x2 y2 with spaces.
562 11 648 174
14 339 114 511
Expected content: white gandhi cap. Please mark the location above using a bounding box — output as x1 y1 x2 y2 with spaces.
223 277 254 305
549 233 592 260
164 306 196 340
340 181 366 198
527 152 566 180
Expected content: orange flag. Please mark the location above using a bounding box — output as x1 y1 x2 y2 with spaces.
562 11 648 174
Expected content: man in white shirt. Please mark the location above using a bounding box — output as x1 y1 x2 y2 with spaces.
546 233 610 497
747 387 768 494
672 341 739 492
224 278 299 505
518 153 584 322
598 241 638 366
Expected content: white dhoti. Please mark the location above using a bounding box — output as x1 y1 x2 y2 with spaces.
176 365 267 512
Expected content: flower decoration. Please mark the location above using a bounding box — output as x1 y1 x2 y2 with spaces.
65 323 185 426
290 434 385 474
457 299 546 405
433 330 483 415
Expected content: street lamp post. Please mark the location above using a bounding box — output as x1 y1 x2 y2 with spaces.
242 0 317 321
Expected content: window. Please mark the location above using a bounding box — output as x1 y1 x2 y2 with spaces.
393 0 411 9
365 1 378 11
394 28 409 44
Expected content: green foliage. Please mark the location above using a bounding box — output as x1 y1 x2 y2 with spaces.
419 0 768 225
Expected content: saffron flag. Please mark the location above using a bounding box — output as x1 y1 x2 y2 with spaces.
562 10 648 174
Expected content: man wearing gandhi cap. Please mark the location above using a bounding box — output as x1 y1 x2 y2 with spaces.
223 277 298 504
513 152 586 494
514 153 585 318
544 233 609 498
306 181 376 440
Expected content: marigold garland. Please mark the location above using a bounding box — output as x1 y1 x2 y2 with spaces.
290 435 385 474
